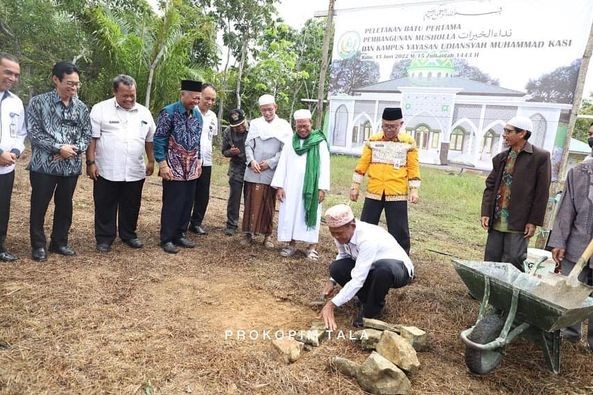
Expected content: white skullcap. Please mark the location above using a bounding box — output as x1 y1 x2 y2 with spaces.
258 94 276 106
324 204 355 228
293 109 312 120
507 116 533 132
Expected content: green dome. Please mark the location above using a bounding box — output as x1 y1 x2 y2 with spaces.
408 59 455 78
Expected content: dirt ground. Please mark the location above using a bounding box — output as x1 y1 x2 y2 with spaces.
2 159 593 394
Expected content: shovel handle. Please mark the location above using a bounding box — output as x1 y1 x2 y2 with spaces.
568 238 593 282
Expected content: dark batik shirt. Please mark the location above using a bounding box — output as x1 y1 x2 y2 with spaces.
221 125 248 182
153 101 202 181
26 90 91 176
493 150 521 233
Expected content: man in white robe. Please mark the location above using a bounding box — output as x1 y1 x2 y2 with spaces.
271 109 330 260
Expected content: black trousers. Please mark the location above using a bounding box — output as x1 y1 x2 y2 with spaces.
0 170 15 246
361 197 410 254
93 176 145 245
160 179 197 244
190 165 212 227
29 171 79 248
330 258 411 317
226 178 245 230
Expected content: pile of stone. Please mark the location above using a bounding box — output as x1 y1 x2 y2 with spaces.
270 321 327 364
332 318 427 395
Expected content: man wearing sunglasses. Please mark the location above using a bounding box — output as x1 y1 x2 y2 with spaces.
26 61 91 261
481 116 551 270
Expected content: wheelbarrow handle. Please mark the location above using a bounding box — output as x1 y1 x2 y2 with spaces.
567 238 593 283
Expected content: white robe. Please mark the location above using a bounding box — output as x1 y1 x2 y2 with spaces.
271 138 330 243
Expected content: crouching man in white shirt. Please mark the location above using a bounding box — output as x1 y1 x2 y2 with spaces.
320 204 414 330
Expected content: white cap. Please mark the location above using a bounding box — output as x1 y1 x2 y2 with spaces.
325 204 355 228
258 94 276 106
507 116 533 132
293 109 312 120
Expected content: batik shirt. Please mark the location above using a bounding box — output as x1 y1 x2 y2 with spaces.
26 90 91 176
493 150 521 233
153 101 202 181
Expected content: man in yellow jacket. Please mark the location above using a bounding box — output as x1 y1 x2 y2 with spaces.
350 107 420 254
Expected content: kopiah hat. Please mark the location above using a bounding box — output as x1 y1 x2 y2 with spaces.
324 204 355 228
181 80 202 92
507 116 533 132
228 109 245 127
382 107 403 120
293 109 312 120
258 94 276 106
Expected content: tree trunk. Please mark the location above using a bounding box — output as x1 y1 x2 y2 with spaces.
235 39 248 109
145 46 167 109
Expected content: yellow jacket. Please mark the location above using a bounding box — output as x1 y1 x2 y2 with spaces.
352 131 421 201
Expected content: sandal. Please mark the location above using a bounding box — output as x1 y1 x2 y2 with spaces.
280 245 298 257
263 236 274 249
306 249 320 261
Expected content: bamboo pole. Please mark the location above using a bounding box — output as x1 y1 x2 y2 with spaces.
315 0 336 130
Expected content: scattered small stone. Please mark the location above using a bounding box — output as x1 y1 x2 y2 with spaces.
363 318 402 333
303 344 314 352
309 320 326 331
376 331 420 373
330 356 360 378
398 325 428 352
356 351 411 395
295 329 326 347
353 328 383 350
271 338 304 363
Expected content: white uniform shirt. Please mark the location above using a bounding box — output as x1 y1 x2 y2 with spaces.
331 220 414 307
0 90 27 175
200 109 218 166
90 98 156 182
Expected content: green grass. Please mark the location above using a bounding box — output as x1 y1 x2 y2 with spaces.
211 150 487 259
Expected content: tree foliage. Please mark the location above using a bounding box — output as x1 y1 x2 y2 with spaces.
526 59 581 104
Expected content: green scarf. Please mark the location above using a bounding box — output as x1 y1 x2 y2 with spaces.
292 129 326 229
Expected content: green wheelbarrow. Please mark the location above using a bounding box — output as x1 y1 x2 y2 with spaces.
453 241 593 375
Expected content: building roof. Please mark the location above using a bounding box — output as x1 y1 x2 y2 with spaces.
353 77 526 97
570 137 591 154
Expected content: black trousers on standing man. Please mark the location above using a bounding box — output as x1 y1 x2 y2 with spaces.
160 179 197 244
190 165 211 228
361 195 410 254
29 171 79 249
0 171 15 249
93 176 145 245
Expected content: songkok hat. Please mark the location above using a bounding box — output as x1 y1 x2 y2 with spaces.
382 107 403 120
324 204 355 228
293 109 312 120
258 94 276 106
228 108 245 127
507 116 533 132
181 80 202 92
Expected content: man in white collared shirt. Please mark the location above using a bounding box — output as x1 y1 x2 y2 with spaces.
0 53 26 262
86 75 156 252
320 204 414 329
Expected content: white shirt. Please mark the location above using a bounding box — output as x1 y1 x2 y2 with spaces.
90 98 156 182
246 116 292 143
200 109 218 166
0 90 27 175
331 220 414 307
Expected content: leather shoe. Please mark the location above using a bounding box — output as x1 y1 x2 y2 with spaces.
96 243 112 253
174 237 196 248
161 242 179 254
123 238 144 249
32 247 47 262
189 224 207 235
224 227 236 236
0 250 18 262
49 244 76 256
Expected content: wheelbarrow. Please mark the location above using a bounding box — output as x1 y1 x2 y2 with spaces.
453 240 593 375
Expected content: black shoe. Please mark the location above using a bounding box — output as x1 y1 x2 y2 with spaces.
96 243 112 253
189 224 207 235
161 242 179 254
49 244 76 256
123 238 143 249
32 247 47 262
224 227 236 236
174 237 196 248
0 250 18 262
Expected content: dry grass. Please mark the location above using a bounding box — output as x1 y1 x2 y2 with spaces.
1 152 593 394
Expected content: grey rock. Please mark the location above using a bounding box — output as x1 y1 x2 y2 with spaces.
398 325 428 352
271 338 304 363
353 328 384 350
376 331 420 373
330 356 360 378
363 318 402 333
295 329 326 347
356 351 411 395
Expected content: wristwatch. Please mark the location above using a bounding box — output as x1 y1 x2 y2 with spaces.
86 159 95 166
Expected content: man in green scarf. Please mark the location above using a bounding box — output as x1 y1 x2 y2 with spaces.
271 109 330 261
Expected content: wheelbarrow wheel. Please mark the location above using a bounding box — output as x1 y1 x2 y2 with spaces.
465 314 504 375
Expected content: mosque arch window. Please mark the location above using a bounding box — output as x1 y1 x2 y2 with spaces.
450 127 466 151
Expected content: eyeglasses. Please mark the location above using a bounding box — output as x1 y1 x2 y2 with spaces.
382 123 402 131
503 128 517 134
63 81 82 88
